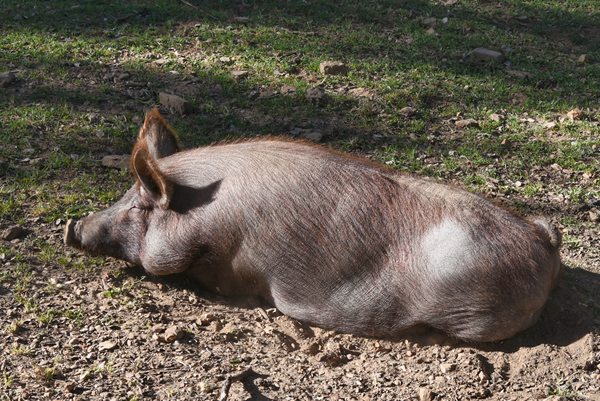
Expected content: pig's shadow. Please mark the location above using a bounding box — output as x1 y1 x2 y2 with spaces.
476 264 599 353
123 262 598 352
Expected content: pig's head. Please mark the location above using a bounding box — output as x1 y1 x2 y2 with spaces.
64 108 180 267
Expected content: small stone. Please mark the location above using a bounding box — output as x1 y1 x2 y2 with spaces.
305 87 325 101
507 70 534 79
0 71 16 88
159 92 191 115
258 88 277 99
66 337 81 346
425 27 437 36
489 113 503 122
301 341 321 356
197 312 217 326
455 118 479 128
318 342 347 367
2 226 27 241
566 108 582 121
280 85 296 95
79 370 91 381
577 54 588 63
588 210 598 222
422 17 437 26
466 47 505 64
199 381 214 393
511 92 528 105
98 340 117 351
301 131 323 142
159 325 183 343
418 387 434 401
348 87 374 99
219 56 232 64
319 61 349 76
101 154 130 170
231 70 249 80
440 363 456 373
399 106 417 117
290 127 323 142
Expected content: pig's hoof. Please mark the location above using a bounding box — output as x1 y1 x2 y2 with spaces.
64 219 77 246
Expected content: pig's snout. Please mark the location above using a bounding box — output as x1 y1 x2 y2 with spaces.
63 219 81 247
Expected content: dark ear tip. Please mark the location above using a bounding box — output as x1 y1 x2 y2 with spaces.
145 107 163 119
142 107 165 129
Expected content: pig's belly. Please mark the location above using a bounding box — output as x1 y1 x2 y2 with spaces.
267 273 416 337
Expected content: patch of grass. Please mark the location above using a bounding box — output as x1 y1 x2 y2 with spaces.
62 308 86 325
2 373 13 389
34 365 62 382
547 383 578 398
101 277 141 299
7 320 24 335
37 309 56 325
11 344 32 356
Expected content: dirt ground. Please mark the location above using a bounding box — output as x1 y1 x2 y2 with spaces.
0 216 598 401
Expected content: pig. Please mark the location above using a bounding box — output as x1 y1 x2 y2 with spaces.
64 108 562 342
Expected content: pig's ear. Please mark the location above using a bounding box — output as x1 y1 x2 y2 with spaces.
138 108 179 159
130 144 172 209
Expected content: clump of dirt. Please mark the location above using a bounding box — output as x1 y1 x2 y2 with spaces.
0 221 598 401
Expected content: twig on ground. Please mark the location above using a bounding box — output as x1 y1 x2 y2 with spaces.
217 367 257 401
179 0 198 9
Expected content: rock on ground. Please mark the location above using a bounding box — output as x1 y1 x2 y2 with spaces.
319 61 349 76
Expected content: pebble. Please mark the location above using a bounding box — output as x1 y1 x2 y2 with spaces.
422 17 437 26
399 106 417 117
455 118 479 128
231 70 249 79
440 363 456 373
98 340 117 351
306 87 325 101
158 325 184 343
101 155 130 170
280 84 296 95
0 71 16 87
489 113 504 122
2 225 27 241
159 92 191 115
465 47 505 64
507 70 534 79
348 87 374 99
566 108 582 121
319 61 349 76
418 387 434 401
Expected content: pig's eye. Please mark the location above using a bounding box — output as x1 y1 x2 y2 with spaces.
129 203 151 213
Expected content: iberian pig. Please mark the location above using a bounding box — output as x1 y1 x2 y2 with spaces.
64 108 562 342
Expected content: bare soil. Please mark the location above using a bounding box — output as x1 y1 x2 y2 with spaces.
0 218 598 401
